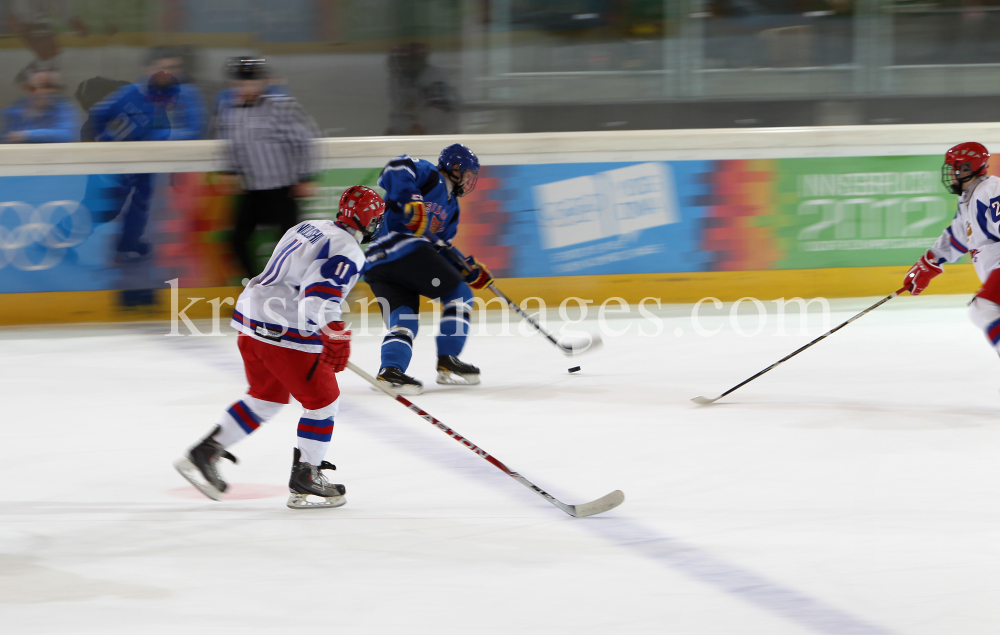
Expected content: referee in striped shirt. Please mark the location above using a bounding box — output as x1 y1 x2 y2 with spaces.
217 57 319 277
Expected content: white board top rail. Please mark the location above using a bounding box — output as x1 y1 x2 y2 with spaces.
0 123 997 176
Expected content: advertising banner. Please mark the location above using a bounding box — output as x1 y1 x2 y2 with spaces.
455 156 962 279
456 161 713 279
774 156 955 269
0 156 965 303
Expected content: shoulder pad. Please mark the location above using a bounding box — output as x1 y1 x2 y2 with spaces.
973 176 1000 201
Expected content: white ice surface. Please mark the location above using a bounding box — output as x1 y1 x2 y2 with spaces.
1 294 999 634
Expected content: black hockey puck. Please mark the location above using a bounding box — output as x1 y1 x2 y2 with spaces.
568 366 581 373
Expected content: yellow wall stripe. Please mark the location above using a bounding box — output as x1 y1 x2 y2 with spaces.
0 265 980 327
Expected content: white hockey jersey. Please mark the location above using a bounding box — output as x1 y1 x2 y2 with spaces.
929 175 1000 282
231 220 365 353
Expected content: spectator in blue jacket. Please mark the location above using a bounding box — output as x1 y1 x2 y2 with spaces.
1 68 78 143
91 48 206 142
88 48 206 261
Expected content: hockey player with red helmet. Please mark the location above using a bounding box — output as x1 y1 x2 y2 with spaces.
903 142 1000 355
174 186 385 510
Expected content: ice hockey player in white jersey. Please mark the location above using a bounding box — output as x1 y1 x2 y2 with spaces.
903 142 1000 357
174 185 385 509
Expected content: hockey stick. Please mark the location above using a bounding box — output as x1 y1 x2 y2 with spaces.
349 361 624 517
425 232 601 356
306 356 320 381
485 282 602 355
692 288 906 405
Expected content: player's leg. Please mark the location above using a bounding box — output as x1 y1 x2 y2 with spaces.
370 243 479 385
272 348 347 509
287 400 345 509
116 173 154 259
395 246 480 385
377 306 422 392
969 270 1000 357
173 335 290 500
435 281 479 385
366 263 424 394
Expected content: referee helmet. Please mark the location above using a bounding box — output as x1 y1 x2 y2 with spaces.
227 57 268 81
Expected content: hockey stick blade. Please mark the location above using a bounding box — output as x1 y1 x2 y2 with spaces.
349 361 624 518
570 489 625 517
690 288 906 405
510 472 624 517
558 333 603 356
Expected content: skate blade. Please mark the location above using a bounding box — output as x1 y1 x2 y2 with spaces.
435 370 481 386
286 491 347 510
173 457 224 501
371 380 423 395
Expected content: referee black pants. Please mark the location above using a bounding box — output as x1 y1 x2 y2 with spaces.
231 185 299 278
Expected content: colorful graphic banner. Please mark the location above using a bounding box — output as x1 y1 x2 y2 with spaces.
774 156 954 269
0 156 965 300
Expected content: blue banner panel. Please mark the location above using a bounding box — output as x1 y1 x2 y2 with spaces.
499 161 713 278
0 175 118 293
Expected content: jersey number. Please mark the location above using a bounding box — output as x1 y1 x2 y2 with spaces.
990 197 1000 224
320 255 358 285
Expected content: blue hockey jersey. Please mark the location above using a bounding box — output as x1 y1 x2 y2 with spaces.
365 154 461 269
1 96 79 143
91 82 206 142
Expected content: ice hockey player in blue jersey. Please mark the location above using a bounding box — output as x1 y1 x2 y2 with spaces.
89 48 206 261
365 143 493 394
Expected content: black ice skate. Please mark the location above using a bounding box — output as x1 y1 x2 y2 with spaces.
287 448 346 510
376 366 424 395
173 426 238 501
436 355 481 386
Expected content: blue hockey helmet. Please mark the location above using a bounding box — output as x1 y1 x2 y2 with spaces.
438 143 479 197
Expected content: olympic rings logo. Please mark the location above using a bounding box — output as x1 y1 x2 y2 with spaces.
0 200 92 271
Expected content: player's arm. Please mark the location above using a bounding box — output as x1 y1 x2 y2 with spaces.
377 155 428 236
91 87 139 142
299 246 363 372
431 202 493 289
21 101 78 143
432 240 493 291
903 213 967 295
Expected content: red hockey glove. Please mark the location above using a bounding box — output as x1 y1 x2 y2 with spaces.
403 196 428 235
320 321 351 372
903 250 943 296
463 255 493 290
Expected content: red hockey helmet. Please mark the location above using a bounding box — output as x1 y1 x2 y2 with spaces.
942 142 990 194
338 185 385 243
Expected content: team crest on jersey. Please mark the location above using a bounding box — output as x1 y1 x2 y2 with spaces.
967 221 973 241
428 202 446 235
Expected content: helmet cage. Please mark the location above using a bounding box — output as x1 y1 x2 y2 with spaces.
941 160 986 195
359 213 384 244
942 142 989 195
445 164 478 198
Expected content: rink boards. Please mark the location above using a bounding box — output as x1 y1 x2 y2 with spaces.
0 125 992 324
